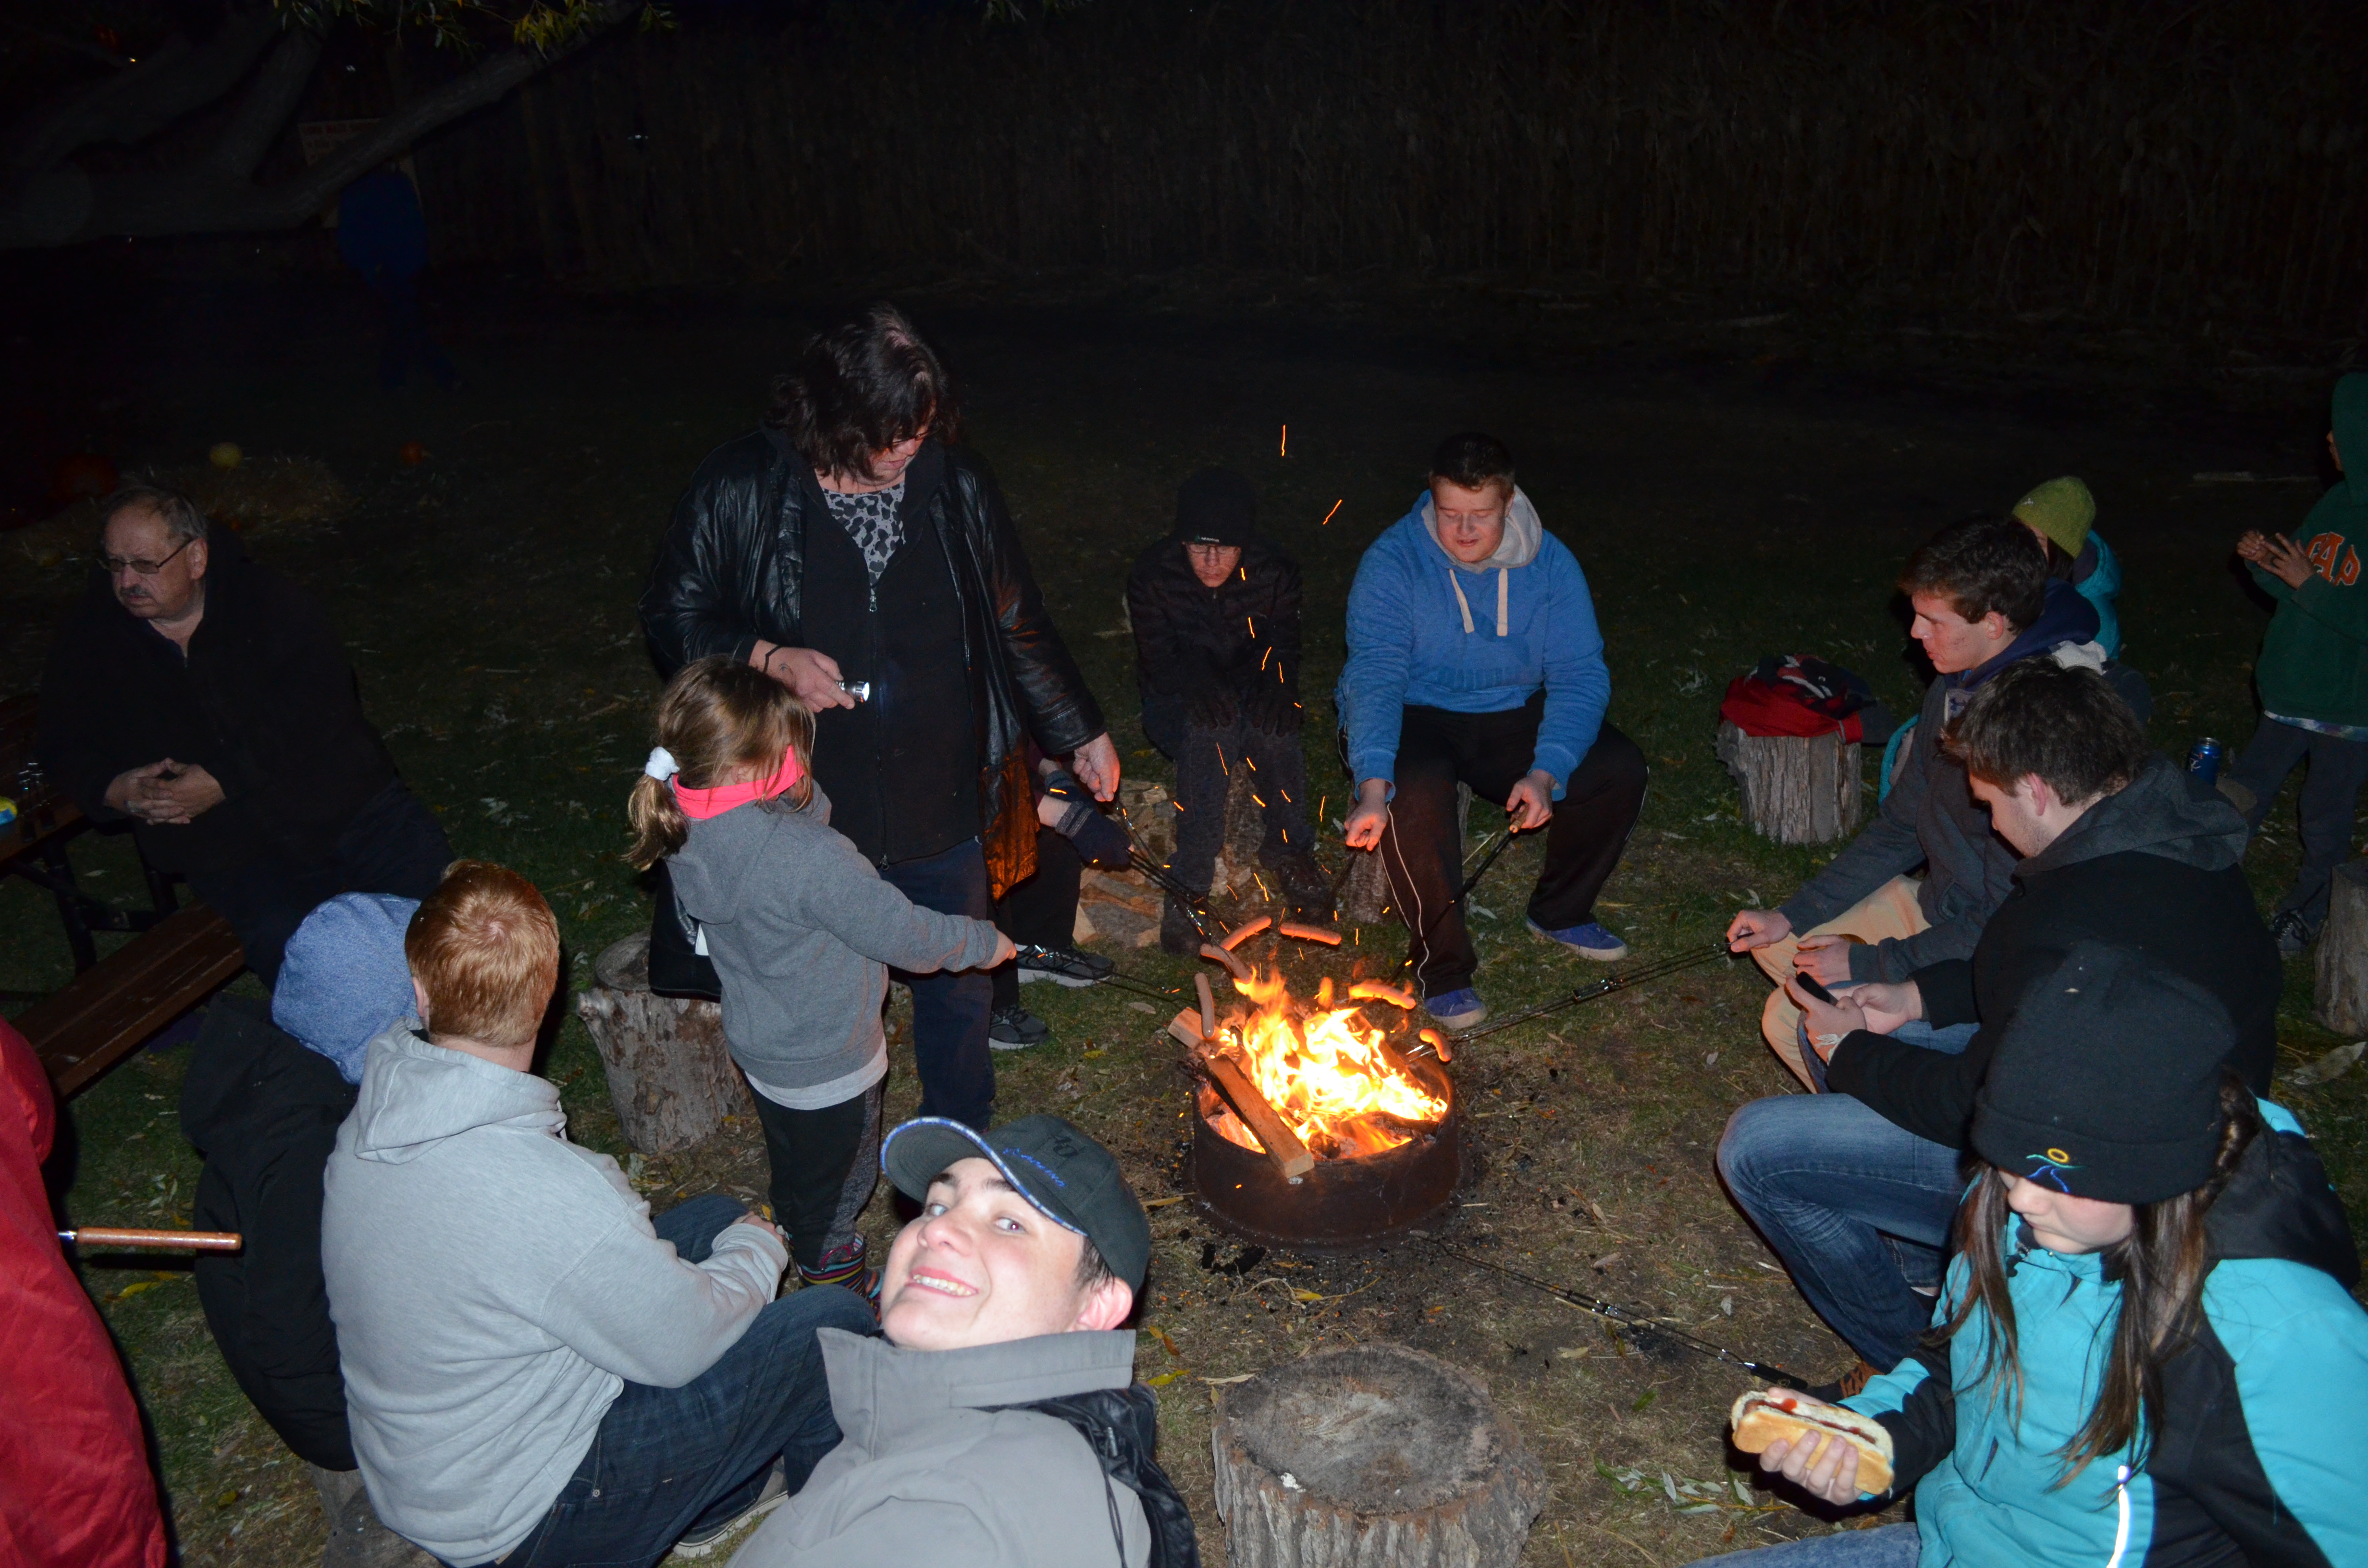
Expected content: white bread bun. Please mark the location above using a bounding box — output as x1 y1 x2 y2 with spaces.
1729 1389 1895 1494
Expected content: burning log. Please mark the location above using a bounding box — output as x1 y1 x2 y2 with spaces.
1278 921 1341 945
1196 1046 1317 1180
1220 915 1272 951
1201 942 1254 982
1349 979 1416 1010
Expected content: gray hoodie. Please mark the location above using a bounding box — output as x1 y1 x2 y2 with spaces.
321 1024 788 1565
667 786 1006 1101
730 1327 1149 1568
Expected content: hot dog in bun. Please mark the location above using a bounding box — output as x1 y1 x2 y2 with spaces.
1729 1388 1894 1494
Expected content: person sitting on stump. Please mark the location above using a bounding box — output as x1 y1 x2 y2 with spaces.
1337 432 1649 1029
38 484 450 986
1726 514 2104 1086
729 1114 1193 1568
1128 466 1329 949
322 860 874 1568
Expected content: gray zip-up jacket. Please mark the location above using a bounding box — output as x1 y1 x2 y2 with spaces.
729 1327 1151 1568
667 786 1006 1098
321 1025 787 1565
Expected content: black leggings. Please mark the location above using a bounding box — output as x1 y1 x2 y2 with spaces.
1375 695 1648 995
745 1080 882 1270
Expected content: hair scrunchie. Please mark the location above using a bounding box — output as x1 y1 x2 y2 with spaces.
644 747 679 782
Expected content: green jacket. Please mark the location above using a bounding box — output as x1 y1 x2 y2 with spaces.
2251 375 2368 725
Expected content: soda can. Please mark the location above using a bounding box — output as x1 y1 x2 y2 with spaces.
2186 738 2222 786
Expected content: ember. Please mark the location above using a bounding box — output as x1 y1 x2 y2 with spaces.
1199 968 1448 1161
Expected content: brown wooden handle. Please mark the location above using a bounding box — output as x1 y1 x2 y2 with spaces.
63 1227 244 1252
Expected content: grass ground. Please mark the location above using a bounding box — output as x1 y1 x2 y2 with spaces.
5 278 2364 1566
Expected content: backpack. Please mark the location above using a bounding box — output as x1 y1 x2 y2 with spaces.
1719 654 1887 743
998 1384 1201 1568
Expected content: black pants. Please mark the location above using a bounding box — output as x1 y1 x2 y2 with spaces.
187 780 452 988
1152 708 1314 894
991 827 1081 1012
745 1080 883 1271
1376 696 1647 995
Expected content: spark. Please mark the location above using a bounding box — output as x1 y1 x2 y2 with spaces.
1280 425 1287 457
1320 500 1343 526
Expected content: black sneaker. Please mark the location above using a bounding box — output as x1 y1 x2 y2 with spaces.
671 1460 788 1557
988 1004 1049 1050
1267 849 1335 921
2271 908 2314 957
1160 894 1206 956
1016 943 1115 987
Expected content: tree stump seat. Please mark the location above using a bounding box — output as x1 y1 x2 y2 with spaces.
2315 858 2368 1034
1716 721 1863 845
575 932 750 1154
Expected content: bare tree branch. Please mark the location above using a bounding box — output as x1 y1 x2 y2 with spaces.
6 8 282 178
207 25 328 180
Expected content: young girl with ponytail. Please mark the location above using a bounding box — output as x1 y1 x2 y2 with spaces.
1700 942 2368 1568
629 658 1011 1303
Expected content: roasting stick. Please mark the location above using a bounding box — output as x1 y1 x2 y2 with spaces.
1445 942 1732 1047
61 1227 242 1252
1393 825 1519 980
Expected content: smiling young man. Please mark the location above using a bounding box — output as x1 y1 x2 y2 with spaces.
729 1114 1193 1568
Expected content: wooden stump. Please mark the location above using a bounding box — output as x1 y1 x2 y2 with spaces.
1716 721 1863 845
1338 784 1469 930
1212 1343 1546 1568
2315 858 2368 1032
574 933 750 1154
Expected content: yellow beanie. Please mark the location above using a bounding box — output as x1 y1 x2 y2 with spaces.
2011 476 2096 558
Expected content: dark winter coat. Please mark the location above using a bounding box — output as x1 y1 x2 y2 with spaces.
640 433 1104 865
179 996 359 1471
1126 536 1303 735
37 534 398 875
1827 756 2278 1149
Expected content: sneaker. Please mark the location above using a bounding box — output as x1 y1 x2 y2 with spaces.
2271 908 2314 958
1266 849 1336 921
1016 943 1114 987
797 1237 882 1313
1805 1359 1880 1403
1526 918 1629 961
1159 894 1207 956
989 1004 1049 1049
1425 987 1487 1029
671 1460 789 1558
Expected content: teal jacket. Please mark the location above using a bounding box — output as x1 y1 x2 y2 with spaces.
2077 533 2122 661
2249 373 2368 726
1846 1101 2368 1568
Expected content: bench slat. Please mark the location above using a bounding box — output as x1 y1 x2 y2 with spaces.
18 904 247 1097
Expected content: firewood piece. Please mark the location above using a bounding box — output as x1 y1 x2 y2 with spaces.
1196 1049 1315 1178
1212 1342 1546 1568
575 933 752 1154
1201 943 1254 982
1715 721 1863 845
1168 1009 1207 1049
1350 980 1415 1009
1278 921 1341 945
2316 858 2368 1032
1221 915 1273 951
1196 972 1218 1037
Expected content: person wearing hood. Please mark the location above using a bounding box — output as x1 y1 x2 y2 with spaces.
1127 466 1329 948
1720 661 2280 1381
728 1114 1195 1568
2226 372 2368 956
37 484 450 986
1338 433 1650 1029
321 861 876 1568
1700 943 2367 1568
2012 475 2124 660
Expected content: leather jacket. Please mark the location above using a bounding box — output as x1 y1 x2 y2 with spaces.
639 429 1104 826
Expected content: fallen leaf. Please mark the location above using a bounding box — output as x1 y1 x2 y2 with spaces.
1128 1002 1156 1015
1591 1252 1623 1271
1143 1369 1191 1388
1200 1373 1256 1385
1292 1288 1324 1303
1143 1324 1184 1360
1141 1196 1187 1208
2285 1041 2365 1089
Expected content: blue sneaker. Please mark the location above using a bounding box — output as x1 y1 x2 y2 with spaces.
1424 988 1487 1029
1527 918 1629 961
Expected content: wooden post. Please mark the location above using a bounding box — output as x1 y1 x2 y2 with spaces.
2315 858 2368 1033
1212 1343 1546 1568
1716 722 1863 844
574 933 751 1155
1338 783 1468 929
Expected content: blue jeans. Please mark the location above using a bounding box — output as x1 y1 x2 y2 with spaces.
1686 1522 1920 1568
879 839 997 1130
1800 1019 1976 1093
495 1195 875 1568
1717 1090 1969 1369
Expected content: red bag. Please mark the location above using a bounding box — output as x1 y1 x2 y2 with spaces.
1719 656 1869 743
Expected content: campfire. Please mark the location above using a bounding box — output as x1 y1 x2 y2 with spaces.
1196 970 1448 1162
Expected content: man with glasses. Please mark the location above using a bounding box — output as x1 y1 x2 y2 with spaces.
37 484 448 985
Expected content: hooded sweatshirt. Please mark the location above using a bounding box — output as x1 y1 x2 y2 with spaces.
1827 756 2275 1147
2248 372 2368 728
732 1327 1152 1568
666 785 1006 1105
1337 489 1609 798
320 1025 788 1565
1846 1101 2368 1568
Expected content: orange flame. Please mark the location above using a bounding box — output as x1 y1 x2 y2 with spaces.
1202 968 1447 1160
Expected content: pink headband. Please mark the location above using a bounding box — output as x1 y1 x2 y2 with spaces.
671 746 805 821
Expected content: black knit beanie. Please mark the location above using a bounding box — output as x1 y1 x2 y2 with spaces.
1971 941 2233 1206
1174 467 1257 546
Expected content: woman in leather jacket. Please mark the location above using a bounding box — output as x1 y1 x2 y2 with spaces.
640 303 1116 1131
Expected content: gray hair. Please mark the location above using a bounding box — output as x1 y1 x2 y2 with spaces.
99 483 210 547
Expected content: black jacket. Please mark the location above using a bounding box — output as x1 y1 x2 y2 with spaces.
1125 536 1302 733
1828 757 2279 1148
179 996 358 1471
37 536 397 874
639 432 1103 860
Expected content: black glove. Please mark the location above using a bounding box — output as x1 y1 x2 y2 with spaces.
1185 687 1239 730
1244 687 1300 735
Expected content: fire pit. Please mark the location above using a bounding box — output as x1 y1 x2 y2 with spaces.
1184 969 1462 1251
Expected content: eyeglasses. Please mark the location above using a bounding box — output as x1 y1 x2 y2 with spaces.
100 536 197 577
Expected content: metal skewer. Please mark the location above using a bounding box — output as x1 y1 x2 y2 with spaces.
1394 825 1518 980
1444 941 1733 1046
60 1227 243 1252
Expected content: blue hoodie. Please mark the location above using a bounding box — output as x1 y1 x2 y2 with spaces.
1337 489 1609 799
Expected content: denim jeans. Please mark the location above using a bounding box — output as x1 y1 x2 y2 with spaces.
493 1195 875 1568
2224 714 2368 928
1801 1019 1977 1093
1717 1091 1969 1369
1685 1522 1920 1568
878 839 997 1130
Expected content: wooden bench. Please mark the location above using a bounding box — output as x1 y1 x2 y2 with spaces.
16 902 247 1098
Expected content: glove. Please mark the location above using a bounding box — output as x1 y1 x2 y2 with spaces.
1244 687 1300 735
1185 688 1239 730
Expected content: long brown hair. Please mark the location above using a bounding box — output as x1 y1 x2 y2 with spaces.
1943 1073 2262 1482
626 657 815 869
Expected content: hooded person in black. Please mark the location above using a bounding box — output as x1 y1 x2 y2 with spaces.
1125 469 1328 948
